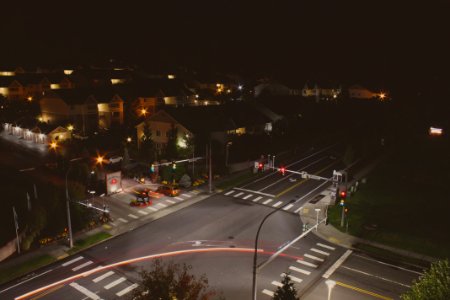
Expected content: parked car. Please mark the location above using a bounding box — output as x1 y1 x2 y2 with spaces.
107 155 123 164
155 185 180 197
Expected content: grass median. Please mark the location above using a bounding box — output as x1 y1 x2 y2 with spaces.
0 254 55 285
67 231 111 255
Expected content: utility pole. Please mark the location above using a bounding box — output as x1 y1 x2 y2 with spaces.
13 207 20 254
209 141 212 193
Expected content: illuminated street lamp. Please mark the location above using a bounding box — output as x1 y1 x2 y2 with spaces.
49 141 58 150
326 279 336 300
140 108 148 117
96 155 105 165
67 124 74 131
379 92 386 100
126 136 132 143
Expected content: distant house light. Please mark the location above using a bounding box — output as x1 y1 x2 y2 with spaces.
50 83 60 89
0 71 14 76
63 69 73 75
111 79 124 85
167 74 176 79
429 127 443 136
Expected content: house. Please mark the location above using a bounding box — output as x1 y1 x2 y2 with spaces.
348 84 378 99
15 74 51 99
0 77 26 100
46 73 75 90
302 82 342 100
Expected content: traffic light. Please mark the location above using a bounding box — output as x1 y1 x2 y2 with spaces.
280 167 286 176
258 163 263 171
344 207 349 215
172 162 176 171
340 190 347 199
150 164 155 173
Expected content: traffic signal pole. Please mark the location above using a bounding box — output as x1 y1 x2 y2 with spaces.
340 205 345 227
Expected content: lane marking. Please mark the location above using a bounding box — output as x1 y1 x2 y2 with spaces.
335 281 394 300
289 266 311 275
296 260 318 268
323 249 352 278
253 196 263 202
128 214 139 219
283 204 294 211
175 197 184 201
317 243 335 250
104 277 126 290
116 283 139 297
72 261 93 272
234 192 244 198
281 273 303 283
28 284 63 299
243 194 253 200
234 187 275 197
352 253 424 275
224 190 235 196
271 281 283 287
180 193 191 198
0 269 54 294
262 289 274 297
341 266 411 288
137 210 148 215
263 199 273 205
62 256 83 267
157 203 167 208
294 207 302 213
93 271 114 283
311 248 330 256
147 206 158 211
69 282 102 300
304 253 324 262
166 199 175 204
118 218 128 223
272 201 283 207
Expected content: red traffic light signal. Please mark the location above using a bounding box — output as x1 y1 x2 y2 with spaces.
340 191 347 199
258 163 263 170
280 167 286 175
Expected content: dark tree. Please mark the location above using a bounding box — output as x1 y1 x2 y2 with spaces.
131 259 221 300
164 125 178 160
140 123 156 162
273 273 300 300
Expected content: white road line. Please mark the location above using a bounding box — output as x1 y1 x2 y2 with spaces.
253 196 263 202
118 218 128 223
311 248 330 256
166 199 175 204
296 260 318 268
262 289 274 297
263 199 273 205
128 214 139 219
234 192 244 197
181 193 191 198
352 253 424 275
104 277 127 290
175 197 184 201
304 254 324 262
224 190 235 196
157 203 167 208
341 266 411 288
147 206 158 211
70 282 102 300
283 204 294 211
62 256 83 267
323 249 352 278
271 281 283 287
116 283 139 297
137 210 148 215
189 190 200 194
243 194 253 200
317 243 335 250
72 261 93 272
294 207 302 213
110 222 117 227
281 273 303 283
289 266 311 275
272 201 283 207
93 271 115 283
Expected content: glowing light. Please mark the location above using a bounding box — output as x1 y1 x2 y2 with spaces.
429 127 443 136
67 124 74 131
238 85 243 90
27 96 32 101
379 92 386 100
127 137 132 142
177 138 187 148
63 69 73 75
49 141 58 150
96 156 105 164
167 74 176 79
38 116 43 122
140 108 148 116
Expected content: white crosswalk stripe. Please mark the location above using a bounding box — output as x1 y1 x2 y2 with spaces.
157 203 167 208
271 281 283 287
317 243 335 250
146 206 158 211
116 283 139 297
253 196 263 202
262 289 274 297
263 199 273 205
243 194 253 199
62 256 83 267
93 271 115 283
289 266 311 275
311 248 330 256
181 193 191 198
166 199 175 204
128 214 139 219
137 210 148 215
69 282 101 300
72 261 93 271
281 273 303 283
118 218 128 223
294 207 302 213
283 204 294 211
175 196 184 201
224 190 235 196
272 201 283 207
234 192 244 197
104 277 126 289
304 253 324 262
296 260 318 268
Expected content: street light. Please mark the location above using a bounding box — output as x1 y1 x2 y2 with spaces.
252 199 295 300
326 279 336 300
96 155 105 165
65 157 84 248
315 208 321 231
126 136 132 143
49 141 58 150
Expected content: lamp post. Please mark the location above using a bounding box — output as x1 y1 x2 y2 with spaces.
326 279 336 300
65 157 84 248
225 141 232 167
315 208 321 231
252 199 295 300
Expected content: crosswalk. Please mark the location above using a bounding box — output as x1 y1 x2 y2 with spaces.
261 242 337 297
223 189 305 212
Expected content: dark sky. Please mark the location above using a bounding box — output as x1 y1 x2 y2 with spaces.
1 1 450 86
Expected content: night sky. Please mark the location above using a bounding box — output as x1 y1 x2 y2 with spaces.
1 1 449 89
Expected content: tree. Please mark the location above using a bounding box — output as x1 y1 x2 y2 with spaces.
273 273 300 300
140 123 156 162
164 125 179 160
401 259 450 300
131 259 221 300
